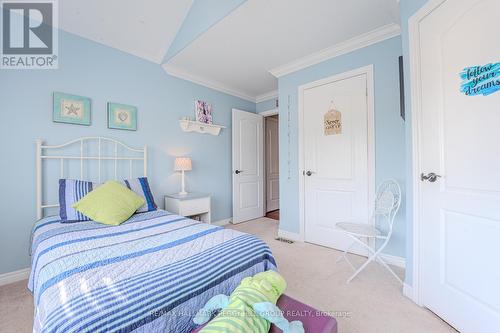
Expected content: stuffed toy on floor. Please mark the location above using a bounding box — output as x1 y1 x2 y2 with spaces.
193 270 304 333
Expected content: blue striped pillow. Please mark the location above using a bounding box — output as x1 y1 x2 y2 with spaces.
123 177 157 212
59 179 96 222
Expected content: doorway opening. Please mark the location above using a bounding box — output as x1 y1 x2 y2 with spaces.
263 111 280 220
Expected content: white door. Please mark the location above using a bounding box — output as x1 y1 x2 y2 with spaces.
232 109 264 224
417 0 500 331
265 116 279 212
302 69 373 254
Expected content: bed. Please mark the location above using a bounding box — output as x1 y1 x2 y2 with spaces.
29 138 276 332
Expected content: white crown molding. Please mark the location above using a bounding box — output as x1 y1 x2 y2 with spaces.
256 90 278 103
162 64 256 102
269 23 401 78
163 23 400 102
0 268 30 286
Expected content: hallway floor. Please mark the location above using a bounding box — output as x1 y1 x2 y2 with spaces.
265 209 279 220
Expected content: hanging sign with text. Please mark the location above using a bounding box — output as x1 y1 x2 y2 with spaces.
324 109 342 135
460 62 499 96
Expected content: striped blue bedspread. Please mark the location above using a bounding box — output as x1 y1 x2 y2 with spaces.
28 210 276 333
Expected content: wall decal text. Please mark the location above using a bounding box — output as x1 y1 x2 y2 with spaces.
460 63 499 96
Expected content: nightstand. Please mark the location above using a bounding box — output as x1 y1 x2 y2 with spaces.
164 192 211 224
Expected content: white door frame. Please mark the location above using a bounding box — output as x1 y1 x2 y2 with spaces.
260 108 279 117
407 0 447 306
297 65 376 242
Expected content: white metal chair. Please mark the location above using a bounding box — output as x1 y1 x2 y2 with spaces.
335 179 402 284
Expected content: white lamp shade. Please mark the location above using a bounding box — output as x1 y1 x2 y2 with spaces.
174 157 192 171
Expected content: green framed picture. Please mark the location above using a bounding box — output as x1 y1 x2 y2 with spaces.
53 92 91 125
107 102 137 131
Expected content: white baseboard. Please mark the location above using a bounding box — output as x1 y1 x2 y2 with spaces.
403 283 413 300
273 230 405 268
403 283 423 306
213 218 232 226
379 253 406 269
0 268 30 287
277 229 303 242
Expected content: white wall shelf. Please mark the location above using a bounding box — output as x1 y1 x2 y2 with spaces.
179 119 225 136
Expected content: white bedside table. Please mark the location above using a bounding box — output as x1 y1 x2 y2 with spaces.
164 192 211 224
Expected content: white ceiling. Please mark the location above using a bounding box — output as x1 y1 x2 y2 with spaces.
164 0 400 101
57 0 400 102
59 0 193 64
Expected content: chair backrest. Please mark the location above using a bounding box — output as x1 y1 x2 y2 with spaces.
373 179 401 235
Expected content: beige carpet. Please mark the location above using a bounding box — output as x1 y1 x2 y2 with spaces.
226 218 456 333
0 218 456 333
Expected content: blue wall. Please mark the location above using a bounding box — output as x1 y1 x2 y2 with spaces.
277 36 406 257
256 98 278 113
0 30 255 274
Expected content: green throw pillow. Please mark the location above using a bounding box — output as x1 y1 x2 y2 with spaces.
72 180 145 225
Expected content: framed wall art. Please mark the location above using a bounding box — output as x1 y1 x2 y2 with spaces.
195 100 213 124
107 102 137 131
53 92 91 126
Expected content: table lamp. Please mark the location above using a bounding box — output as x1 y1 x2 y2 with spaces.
174 157 192 195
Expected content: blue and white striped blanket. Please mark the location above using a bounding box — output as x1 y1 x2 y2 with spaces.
29 210 276 333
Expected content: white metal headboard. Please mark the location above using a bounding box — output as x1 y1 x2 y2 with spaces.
36 137 148 219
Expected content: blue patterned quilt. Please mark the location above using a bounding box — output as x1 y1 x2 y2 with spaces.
28 210 276 333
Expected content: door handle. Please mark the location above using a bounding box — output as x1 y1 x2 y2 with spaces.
305 170 315 176
420 172 441 182
235 170 243 174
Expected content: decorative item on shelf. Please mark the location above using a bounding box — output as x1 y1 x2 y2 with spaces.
108 102 137 131
178 119 225 136
195 100 213 124
324 101 342 135
53 92 91 126
174 157 192 196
